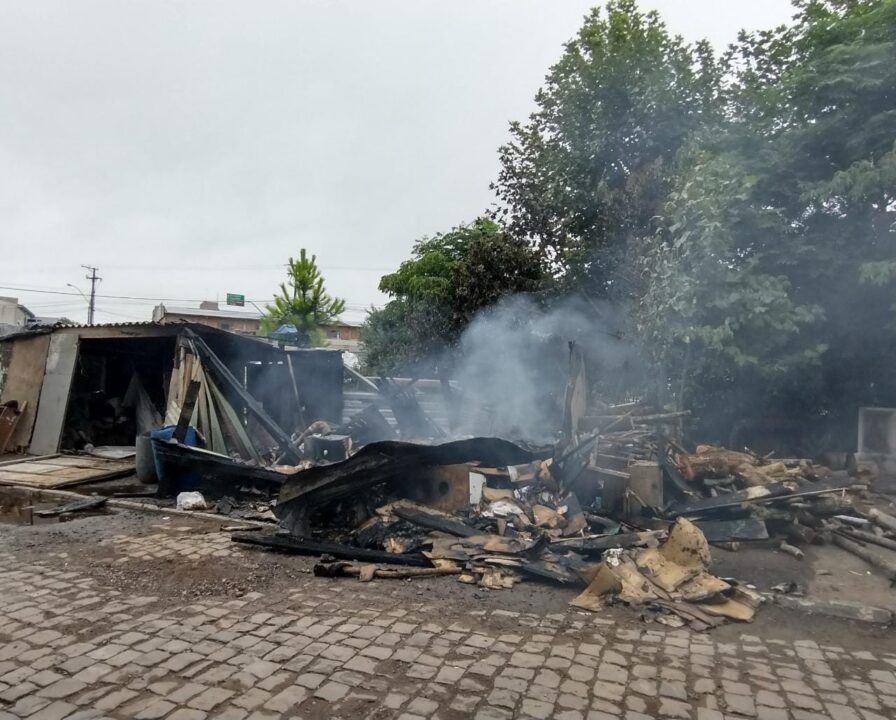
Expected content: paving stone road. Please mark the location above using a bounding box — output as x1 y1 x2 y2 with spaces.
0 522 895 720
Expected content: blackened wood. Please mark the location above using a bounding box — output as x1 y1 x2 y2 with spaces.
693 517 769 542
231 531 432 566
669 477 853 517
551 531 658 555
35 496 107 517
392 506 478 537
275 437 547 536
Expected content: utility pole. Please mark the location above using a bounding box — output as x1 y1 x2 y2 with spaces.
82 265 101 325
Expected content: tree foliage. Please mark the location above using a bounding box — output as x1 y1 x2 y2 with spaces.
259 249 346 345
362 219 544 374
492 0 722 299
638 0 896 447
365 0 896 451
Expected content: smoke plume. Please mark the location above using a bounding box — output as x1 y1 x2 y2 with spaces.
451 294 642 442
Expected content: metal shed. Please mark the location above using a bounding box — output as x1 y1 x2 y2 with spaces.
0 322 343 456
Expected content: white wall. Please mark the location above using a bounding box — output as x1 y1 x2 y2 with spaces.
0 297 29 327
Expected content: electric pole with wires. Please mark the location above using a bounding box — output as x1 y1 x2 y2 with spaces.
82 265 101 324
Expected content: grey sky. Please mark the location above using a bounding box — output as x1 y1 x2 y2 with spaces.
1 1 795 324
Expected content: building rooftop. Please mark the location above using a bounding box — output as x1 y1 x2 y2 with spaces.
154 302 364 327
157 304 262 321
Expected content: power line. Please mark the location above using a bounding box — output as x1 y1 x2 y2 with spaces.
0 284 380 308
95 264 398 272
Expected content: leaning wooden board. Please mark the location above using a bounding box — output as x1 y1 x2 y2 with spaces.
0 456 135 489
0 401 26 453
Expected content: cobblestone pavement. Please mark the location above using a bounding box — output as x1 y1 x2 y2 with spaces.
1 522 895 720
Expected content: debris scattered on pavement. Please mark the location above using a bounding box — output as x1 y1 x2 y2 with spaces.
570 518 760 629
176 491 208 511
224 356 896 629
5 321 896 630
33 495 108 518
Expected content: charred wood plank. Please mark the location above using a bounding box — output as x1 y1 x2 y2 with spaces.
231 531 432 566
392 506 478 537
313 562 460 579
669 477 852 518
782 522 817 546
517 560 581 586
550 531 660 556
661 458 694 497
34 496 107 517
692 517 769 542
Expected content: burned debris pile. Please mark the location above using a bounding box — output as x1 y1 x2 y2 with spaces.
231 357 893 629
5 323 892 628
214 383 771 628
228 398 768 630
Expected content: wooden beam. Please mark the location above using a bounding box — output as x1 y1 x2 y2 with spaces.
173 380 201 443
186 330 301 460
343 363 381 393
832 533 896 582
840 528 896 553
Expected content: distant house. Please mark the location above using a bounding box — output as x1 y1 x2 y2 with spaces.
151 301 363 351
152 301 261 335
0 297 68 337
0 297 34 336
318 320 362 352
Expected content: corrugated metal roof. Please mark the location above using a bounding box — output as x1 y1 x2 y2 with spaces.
55 320 157 329
0 320 161 341
159 305 262 321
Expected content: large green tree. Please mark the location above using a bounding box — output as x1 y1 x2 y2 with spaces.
640 0 896 448
362 219 544 373
492 0 722 299
259 249 346 345
362 0 896 452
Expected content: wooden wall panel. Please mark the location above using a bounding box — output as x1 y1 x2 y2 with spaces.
0 334 51 451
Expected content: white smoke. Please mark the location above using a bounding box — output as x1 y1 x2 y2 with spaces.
452 294 640 442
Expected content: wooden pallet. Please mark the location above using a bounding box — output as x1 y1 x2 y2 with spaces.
0 454 135 489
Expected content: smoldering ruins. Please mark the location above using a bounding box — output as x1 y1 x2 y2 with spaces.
1 304 895 630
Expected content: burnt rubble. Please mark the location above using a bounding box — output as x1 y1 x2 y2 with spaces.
224 369 896 629
7 323 891 629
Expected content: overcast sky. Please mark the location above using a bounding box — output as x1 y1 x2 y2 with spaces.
1 0 795 324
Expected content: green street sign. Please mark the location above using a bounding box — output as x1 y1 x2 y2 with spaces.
226 293 245 307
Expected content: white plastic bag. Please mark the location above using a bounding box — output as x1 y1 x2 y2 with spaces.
176 491 207 511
